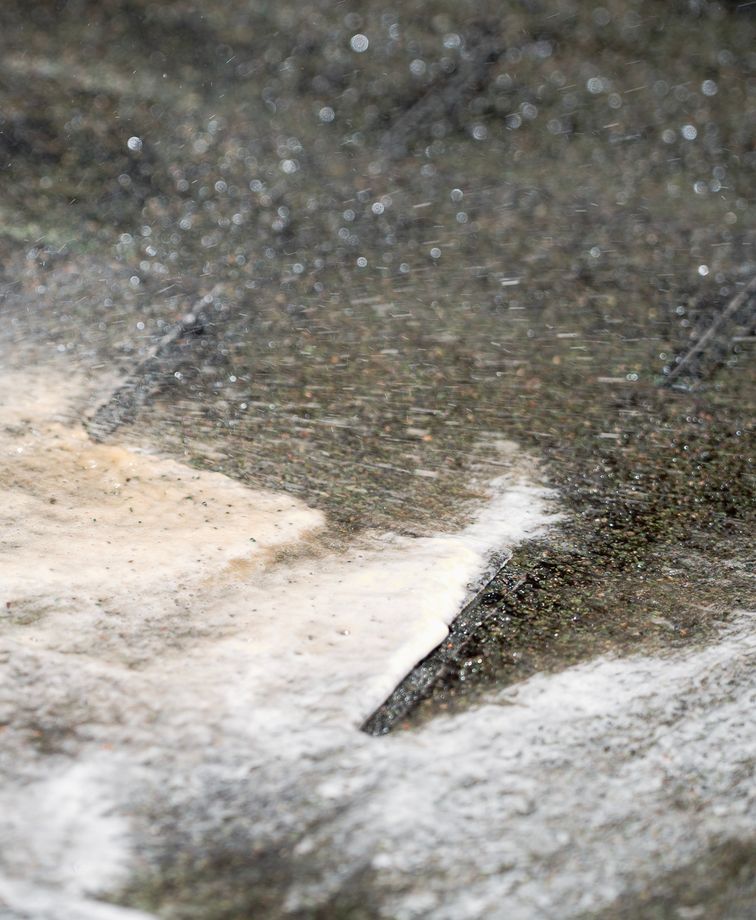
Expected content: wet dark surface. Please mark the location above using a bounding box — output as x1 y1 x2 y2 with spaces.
1 1 755 916
2 0 753 708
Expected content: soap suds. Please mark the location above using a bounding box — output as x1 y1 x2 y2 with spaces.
0 368 556 910
0 759 130 893
6 370 750 920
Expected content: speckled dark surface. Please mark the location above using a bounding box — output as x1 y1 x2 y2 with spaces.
1 1 754 917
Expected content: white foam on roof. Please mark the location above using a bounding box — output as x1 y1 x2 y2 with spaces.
4 370 752 920
0 369 556 910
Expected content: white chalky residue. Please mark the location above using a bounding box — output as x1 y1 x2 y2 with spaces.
9 370 751 920
0 370 554 712
0 877 156 920
0 369 555 909
0 373 323 648
281 611 756 919
0 760 131 893
200 472 553 727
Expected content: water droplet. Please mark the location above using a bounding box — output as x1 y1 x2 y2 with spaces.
350 34 369 53
593 8 611 26
127 136 143 152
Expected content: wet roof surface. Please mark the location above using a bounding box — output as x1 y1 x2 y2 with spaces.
0 1 754 918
